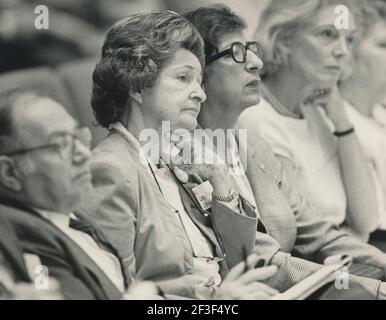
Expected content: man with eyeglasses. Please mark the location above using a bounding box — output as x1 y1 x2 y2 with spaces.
0 89 160 299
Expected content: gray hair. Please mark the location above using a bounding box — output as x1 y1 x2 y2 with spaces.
255 0 361 77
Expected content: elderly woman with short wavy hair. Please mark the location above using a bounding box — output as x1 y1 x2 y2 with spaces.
81 10 278 300
238 0 380 241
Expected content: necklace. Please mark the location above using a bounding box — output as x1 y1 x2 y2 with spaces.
262 85 303 119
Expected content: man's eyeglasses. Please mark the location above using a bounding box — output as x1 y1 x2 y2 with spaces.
206 41 263 65
1 127 91 160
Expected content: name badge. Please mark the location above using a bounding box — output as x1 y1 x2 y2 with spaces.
192 180 213 211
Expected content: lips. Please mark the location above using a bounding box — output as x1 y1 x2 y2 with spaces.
325 66 341 74
183 105 200 114
73 170 91 182
246 79 260 88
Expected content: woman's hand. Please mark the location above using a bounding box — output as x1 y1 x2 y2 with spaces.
320 85 352 131
302 83 352 131
214 254 278 300
179 163 235 198
124 281 164 300
167 131 235 197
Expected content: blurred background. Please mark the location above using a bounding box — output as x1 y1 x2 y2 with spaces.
0 0 269 146
0 0 270 73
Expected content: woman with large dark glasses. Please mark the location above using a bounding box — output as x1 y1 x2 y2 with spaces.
206 42 263 65
81 10 278 300
186 4 386 300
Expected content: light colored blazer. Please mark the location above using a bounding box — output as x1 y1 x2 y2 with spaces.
80 123 386 298
79 124 258 298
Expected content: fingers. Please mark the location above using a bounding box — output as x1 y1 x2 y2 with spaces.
174 139 191 153
224 257 253 282
224 254 264 282
225 254 259 281
246 254 259 268
300 81 331 107
238 265 278 285
243 281 279 297
173 166 189 183
242 292 276 300
126 281 161 300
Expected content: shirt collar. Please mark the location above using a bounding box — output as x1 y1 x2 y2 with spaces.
111 122 170 171
34 208 71 228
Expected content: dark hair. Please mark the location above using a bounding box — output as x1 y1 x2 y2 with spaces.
0 89 20 153
91 11 205 128
184 4 247 64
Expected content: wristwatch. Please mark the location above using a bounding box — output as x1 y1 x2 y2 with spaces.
213 188 239 203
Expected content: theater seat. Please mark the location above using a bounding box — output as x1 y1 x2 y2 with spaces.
56 58 107 147
0 67 77 118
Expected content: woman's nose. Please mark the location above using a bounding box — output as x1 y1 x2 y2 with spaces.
333 36 349 58
191 81 207 104
245 50 264 73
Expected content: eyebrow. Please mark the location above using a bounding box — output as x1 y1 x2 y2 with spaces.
314 24 338 30
221 41 237 48
49 122 80 137
319 23 356 31
175 65 203 80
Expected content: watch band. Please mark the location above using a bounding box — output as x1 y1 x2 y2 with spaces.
334 127 355 137
213 188 239 203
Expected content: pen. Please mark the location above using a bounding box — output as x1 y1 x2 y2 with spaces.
156 285 167 299
242 245 250 273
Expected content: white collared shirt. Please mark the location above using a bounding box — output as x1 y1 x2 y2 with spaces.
37 210 125 292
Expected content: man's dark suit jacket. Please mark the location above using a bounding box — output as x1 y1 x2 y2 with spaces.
0 197 127 300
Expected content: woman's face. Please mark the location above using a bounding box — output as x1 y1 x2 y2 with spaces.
353 20 386 102
140 48 206 132
205 32 263 111
286 5 356 93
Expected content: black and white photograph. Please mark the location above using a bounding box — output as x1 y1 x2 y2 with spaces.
0 0 386 308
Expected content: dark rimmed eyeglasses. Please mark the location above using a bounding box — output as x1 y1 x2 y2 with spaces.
0 127 91 160
206 41 263 65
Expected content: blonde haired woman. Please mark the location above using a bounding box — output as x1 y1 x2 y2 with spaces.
340 0 386 248
238 0 379 241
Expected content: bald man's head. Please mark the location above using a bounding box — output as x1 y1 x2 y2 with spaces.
0 89 21 154
0 90 54 153
0 89 92 213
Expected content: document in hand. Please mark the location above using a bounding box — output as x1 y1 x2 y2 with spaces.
272 255 353 300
